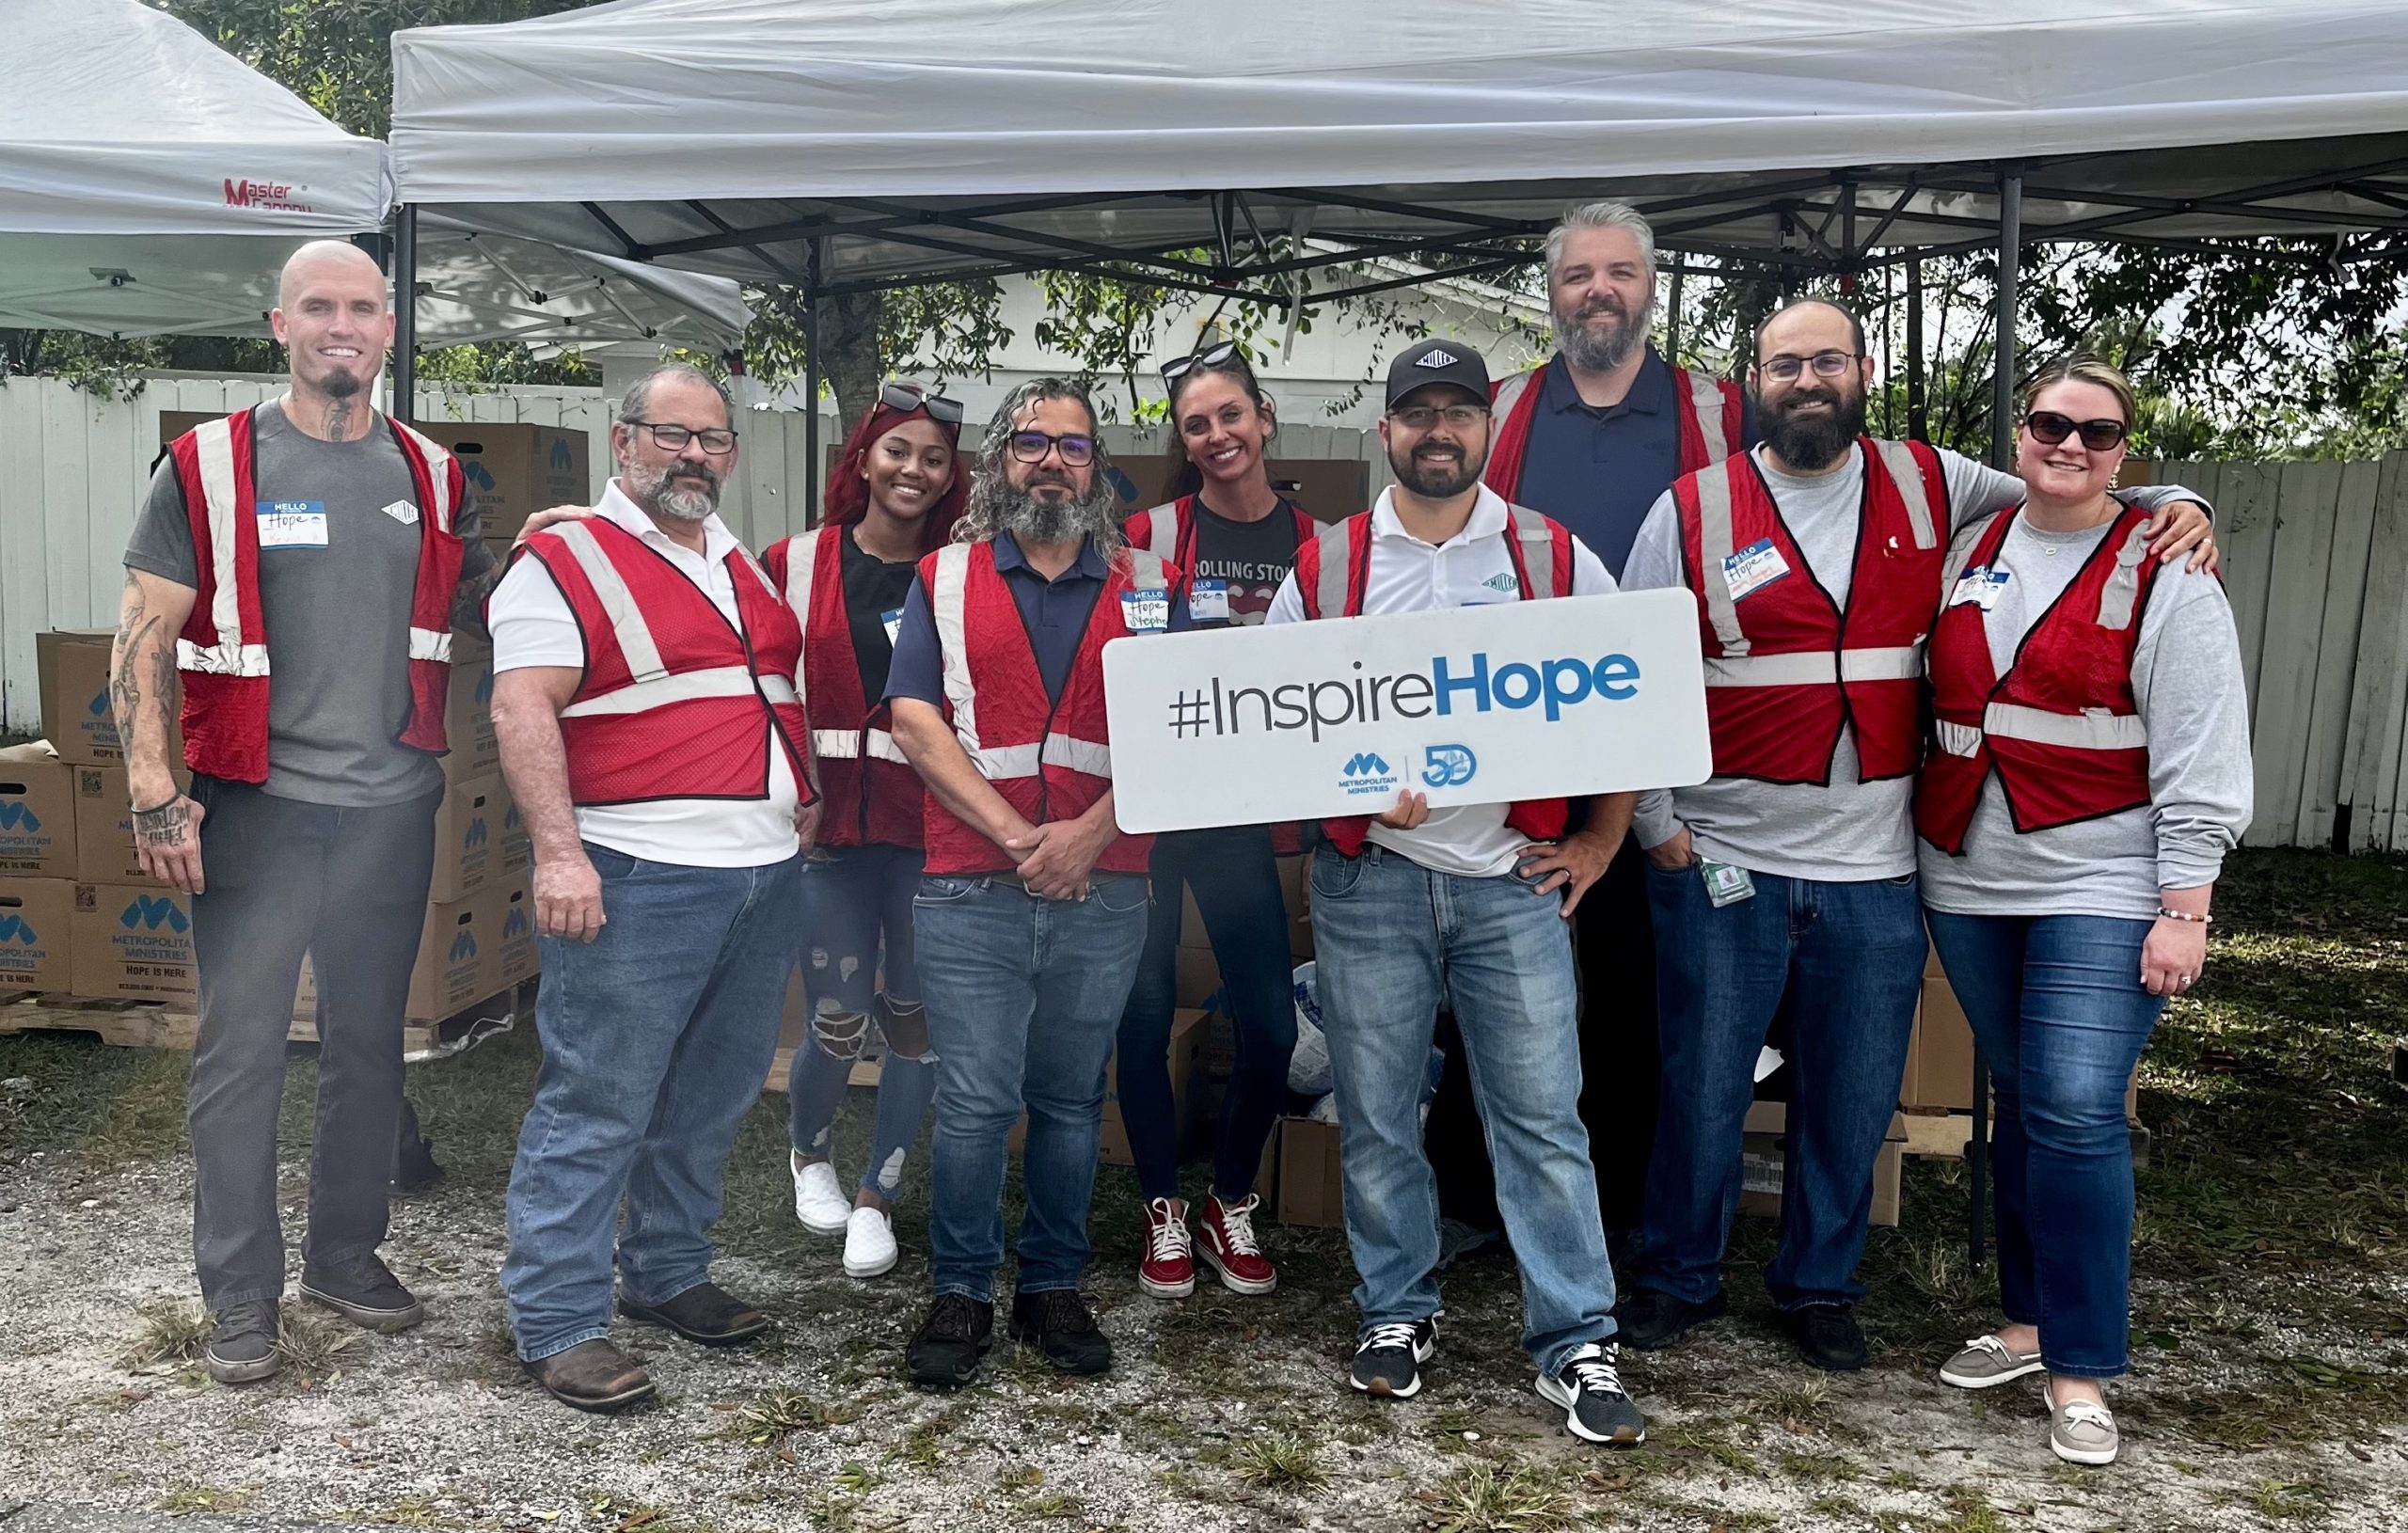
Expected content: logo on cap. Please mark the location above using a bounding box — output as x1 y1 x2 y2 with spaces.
1417 348 1461 369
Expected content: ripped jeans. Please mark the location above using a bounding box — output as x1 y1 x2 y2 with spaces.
786 844 936 1201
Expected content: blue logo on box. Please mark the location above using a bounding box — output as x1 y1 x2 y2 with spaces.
465 816 489 849
502 906 530 940
448 930 479 962
1421 744 1478 788
120 896 187 933
462 460 497 491
0 803 40 832
548 439 575 473
0 915 36 943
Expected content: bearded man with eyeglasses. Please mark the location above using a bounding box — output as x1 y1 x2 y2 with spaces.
486 363 817 1412
879 378 1186 1389
1611 300 2220 1375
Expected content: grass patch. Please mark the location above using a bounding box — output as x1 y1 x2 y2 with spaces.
1418 1465 1578 1533
154 1484 255 1514
1228 1431 1326 1492
122 1299 211 1367
274 1307 362 1382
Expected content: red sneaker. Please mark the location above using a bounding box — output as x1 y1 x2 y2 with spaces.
1198 1193 1278 1295
1138 1197 1196 1298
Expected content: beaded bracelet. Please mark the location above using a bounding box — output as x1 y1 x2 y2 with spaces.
2156 907 2212 925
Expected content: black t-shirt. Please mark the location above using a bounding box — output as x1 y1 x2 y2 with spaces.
837 528 922 710
1186 494 1305 626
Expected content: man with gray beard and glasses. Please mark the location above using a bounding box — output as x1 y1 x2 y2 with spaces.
880 379 1183 1389
486 363 816 1412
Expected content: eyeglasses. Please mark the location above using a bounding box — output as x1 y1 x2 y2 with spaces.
880 381 964 425
1759 350 1859 383
1161 340 1240 384
1007 430 1096 466
626 419 737 454
1389 403 1489 432
2023 411 2129 451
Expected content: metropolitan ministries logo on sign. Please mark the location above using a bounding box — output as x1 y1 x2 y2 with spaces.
1338 751 1399 798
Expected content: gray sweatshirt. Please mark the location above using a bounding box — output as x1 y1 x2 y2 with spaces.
1622 445 2206 882
1917 513 2252 918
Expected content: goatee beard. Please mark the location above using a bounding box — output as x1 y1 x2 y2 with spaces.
997 475 1117 545
1761 389 1868 472
1552 294 1653 372
626 459 722 522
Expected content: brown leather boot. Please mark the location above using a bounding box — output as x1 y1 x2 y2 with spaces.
524 1338 657 1412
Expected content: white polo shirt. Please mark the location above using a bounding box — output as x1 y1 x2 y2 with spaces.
488 480 800 867
1264 484 1615 877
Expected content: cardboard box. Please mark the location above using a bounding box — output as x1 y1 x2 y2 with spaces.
408 893 492 1021
1907 977 1978 1112
1010 1007 1211 1165
1111 456 1368 527
1740 1100 1905 1227
157 410 215 450
0 877 76 993
71 880 197 1004
0 747 76 878
39 631 126 766
428 772 508 903
416 422 592 545
1275 1114 1344 1227
71 764 193 884
443 636 501 782
486 876 537 988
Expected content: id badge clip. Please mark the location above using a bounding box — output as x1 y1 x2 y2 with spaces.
1701 860 1755 908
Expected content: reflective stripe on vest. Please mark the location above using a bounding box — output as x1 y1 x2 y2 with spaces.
2096 523 2152 629
1311 517 1352 621
1140 502 1180 562
1869 438 1940 553
1508 503 1557 599
1687 369 1732 466
929 542 1150 781
548 521 671 683
781 528 822 716
559 666 792 718
187 416 259 673
1703 646 1923 687
1313 503 1552 616
1492 369 1535 425
812 727 911 765
1692 466 1749 653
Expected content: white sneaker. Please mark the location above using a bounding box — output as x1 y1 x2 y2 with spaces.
791 1151 850 1235
843 1206 897 1278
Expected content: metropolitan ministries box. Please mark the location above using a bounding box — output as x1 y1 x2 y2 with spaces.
71 881 198 1004
414 422 592 545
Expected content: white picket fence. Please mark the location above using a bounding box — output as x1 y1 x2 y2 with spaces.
4 372 2401 853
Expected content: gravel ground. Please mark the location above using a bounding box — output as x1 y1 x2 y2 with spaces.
0 1080 2401 1533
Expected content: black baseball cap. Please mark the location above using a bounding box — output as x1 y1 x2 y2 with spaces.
1386 340 1492 410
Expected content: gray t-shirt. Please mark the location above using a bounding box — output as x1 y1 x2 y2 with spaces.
126 400 466 807
1916 514 2252 919
1623 445 2205 881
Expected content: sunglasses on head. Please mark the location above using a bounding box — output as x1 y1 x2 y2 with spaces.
2022 411 2129 451
1160 340 1240 384
880 381 964 426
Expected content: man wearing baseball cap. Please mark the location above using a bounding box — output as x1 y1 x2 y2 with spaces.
1260 340 1644 1447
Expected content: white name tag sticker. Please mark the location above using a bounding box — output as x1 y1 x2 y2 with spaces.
381 499 420 527
1187 578 1230 624
1121 588 1170 632
257 500 328 549
1950 568 2012 610
1722 538 1791 600
879 607 904 646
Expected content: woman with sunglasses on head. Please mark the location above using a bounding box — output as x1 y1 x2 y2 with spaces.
1116 341 1316 1300
1913 356 2251 1466
764 382 968 1279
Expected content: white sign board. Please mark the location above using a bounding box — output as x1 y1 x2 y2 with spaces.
1102 590 1712 833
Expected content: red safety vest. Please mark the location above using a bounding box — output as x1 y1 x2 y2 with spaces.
1670 436 1947 785
514 517 812 808
165 406 466 784
763 524 923 849
1127 494 1319 856
1292 503 1576 856
1915 501 2161 853
916 539 1171 877
1484 354 1743 502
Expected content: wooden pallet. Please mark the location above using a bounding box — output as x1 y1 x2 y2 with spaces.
1899 1107 2152 1170
0 985 525 1061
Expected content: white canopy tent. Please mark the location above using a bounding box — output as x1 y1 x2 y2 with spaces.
0 0 749 358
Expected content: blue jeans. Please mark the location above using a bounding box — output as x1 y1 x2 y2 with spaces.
914 874 1151 1302
1636 864 1924 1310
1925 912 2162 1378
1117 826 1298 1202
787 844 938 1198
503 845 801 1362
1308 843 1615 1375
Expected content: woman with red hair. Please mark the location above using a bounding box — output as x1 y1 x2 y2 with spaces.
764 382 965 1279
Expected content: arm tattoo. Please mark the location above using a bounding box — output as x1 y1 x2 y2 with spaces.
452 538 502 640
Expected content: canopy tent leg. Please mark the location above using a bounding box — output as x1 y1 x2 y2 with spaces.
392 204 419 426
1906 253 1927 443
1967 166 2023 1275
803 237 824 529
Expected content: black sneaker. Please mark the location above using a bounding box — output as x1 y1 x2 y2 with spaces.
298 1253 424 1332
907 1293 994 1389
1780 1304 1867 1371
1612 1287 1726 1351
202 1300 282 1384
1008 1288 1112 1375
1349 1317 1438 1399
1537 1342 1646 1446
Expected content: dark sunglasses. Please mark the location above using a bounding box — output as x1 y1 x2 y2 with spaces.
880 381 963 426
2023 411 2128 451
1160 340 1240 383
1007 430 1096 466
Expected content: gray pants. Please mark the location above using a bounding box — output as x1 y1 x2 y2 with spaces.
187 776 439 1310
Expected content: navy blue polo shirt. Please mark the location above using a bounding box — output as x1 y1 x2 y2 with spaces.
885 531 1184 708
1511 347 1760 579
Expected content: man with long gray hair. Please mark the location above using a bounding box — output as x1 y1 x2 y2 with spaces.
487 363 816 1412
881 379 1180 1388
